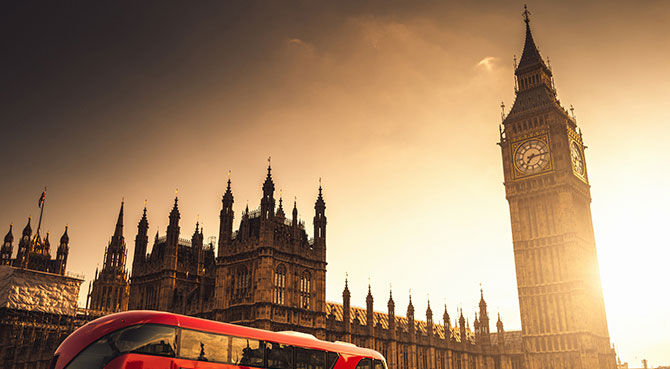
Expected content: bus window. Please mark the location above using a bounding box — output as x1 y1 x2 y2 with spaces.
111 324 176 356
180 329 230 363
373 359 387 369
295 347 326 369
327 352 339 369
266 342 293 369
64 324 176 369
230 336 264 367
355 358 372 369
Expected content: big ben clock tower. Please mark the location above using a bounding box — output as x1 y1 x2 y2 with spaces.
499 7 616 369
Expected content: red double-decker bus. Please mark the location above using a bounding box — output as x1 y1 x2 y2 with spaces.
50 311 387 369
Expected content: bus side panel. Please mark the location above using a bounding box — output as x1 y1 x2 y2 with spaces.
104 354 255 369
335 354 363 369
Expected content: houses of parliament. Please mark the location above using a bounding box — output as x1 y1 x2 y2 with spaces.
1 7 617 369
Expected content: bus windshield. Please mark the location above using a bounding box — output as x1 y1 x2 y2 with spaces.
65 324 177 369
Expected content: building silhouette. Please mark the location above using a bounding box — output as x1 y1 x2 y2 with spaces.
87 201 130 313
127 196 217 314
101 162 523 369
1 219 69 275
0 196 84 369
498 6 616 369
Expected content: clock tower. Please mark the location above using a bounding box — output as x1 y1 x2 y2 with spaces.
499 7 616 369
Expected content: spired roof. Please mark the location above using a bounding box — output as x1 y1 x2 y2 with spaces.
326 302 475 343
516 6 551 76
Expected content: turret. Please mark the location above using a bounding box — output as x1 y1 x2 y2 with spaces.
443 304 451 340
496 313 505 347
479 288 491 345
133 205 149 271
1 224 14 265
43 232 51 255
292 199 298 227
105 201 127 271
343 276 351 334
407 293 415 337
459 308 466 344
218 177 234 258
387 288 395 333
366 283 374 331
426 299 433 339
167 196 180 245
192 222 204 276
56 226 69 275
313 182 326 250
15 217 32 268
165 195 180 269
260 161 275 220
276 196 286 220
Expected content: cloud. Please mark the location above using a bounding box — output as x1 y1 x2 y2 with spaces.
476 56 497 71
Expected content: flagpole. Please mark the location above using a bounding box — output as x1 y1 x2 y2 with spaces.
36 187 46 235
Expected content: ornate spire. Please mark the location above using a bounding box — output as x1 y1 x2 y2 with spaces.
388 285 395 310
315 178 325 209
113 201 124 238
223 173 234 203
139 203 148 230
60 225 69 244
343 273 350 297
22 217 32 237
276 194 285 218
169 193 180 225
516 5 551 75
4 224 13 244
43 232 51 252
261 158 276 220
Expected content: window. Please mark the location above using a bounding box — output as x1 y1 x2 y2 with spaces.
180 329 229 363
273 265 286 305
356 358 372 369
234 266 251 301
267 342 293 369
299 272 311 309
295 347 326 369
373 359 387 369
230 336 264 367
64 324 176 369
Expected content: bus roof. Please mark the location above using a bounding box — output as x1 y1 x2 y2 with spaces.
56 310 383 367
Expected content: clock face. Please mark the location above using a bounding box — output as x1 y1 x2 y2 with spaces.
514 139 550 174
570 141 585 175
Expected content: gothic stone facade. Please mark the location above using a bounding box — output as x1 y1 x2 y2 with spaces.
498 9 616 369
100 163 522 369
125 165 327 338
87 202 130 313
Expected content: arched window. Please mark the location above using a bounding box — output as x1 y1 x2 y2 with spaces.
273 265 286 305
233 266 250 302
299 271 311 309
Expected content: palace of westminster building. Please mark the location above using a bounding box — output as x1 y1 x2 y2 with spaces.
1 8 617 369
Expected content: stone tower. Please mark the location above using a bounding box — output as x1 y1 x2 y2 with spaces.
499 6 616 369
212 163 327 338
88 201 130 312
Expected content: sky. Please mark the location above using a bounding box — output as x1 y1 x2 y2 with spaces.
1 0 669 365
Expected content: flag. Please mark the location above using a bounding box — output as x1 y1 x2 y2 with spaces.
38 191 45 208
